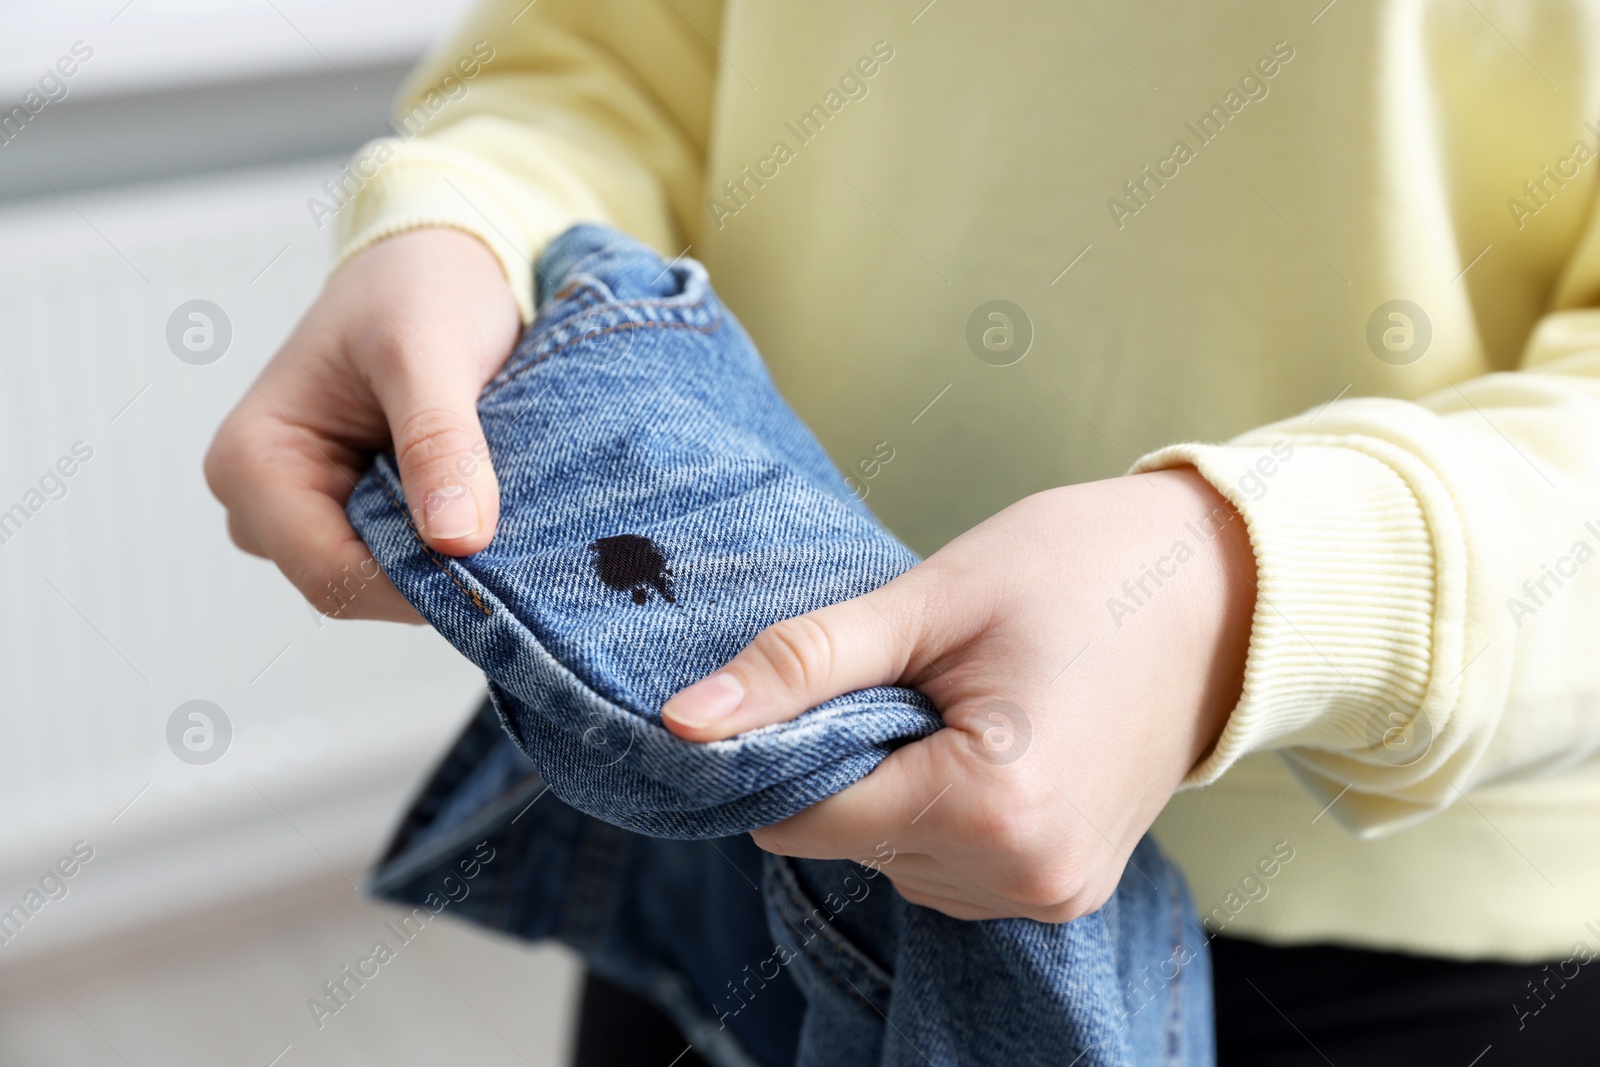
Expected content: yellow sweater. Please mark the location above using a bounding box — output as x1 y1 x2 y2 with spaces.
334 0 1600 961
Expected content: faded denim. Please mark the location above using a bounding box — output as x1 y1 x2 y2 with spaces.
351 225 1214 1067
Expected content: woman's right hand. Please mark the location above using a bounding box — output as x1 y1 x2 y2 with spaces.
204 227 521 622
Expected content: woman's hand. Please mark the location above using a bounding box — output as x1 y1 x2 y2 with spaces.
205 228 520 622
663 467 1256 922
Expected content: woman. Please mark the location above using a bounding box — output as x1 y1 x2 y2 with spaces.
207 1 1600 1061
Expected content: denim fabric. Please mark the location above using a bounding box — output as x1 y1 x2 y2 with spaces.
352 225 1214 1066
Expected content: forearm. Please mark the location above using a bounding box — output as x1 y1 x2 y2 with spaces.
1139 338 1600 834
332 0 720 321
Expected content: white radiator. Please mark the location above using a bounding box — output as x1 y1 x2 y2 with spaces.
0 160 485 968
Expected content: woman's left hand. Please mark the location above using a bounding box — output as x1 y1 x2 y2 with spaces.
662 467 1257 922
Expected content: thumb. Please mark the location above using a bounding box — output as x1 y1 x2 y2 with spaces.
383 372 501 556
662 575 933 742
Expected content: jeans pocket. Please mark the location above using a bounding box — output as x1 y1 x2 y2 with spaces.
761 854 898 1067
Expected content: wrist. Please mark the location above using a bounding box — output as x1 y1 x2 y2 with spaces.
1161 466 1257 768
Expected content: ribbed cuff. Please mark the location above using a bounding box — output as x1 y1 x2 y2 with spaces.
332 138 579 323
1133 440 1436 787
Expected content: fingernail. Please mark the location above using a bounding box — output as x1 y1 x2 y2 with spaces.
664 673 745 729
422 484 479 540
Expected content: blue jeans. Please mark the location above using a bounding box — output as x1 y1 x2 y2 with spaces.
350 225 1215 1066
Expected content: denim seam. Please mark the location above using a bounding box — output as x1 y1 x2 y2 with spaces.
367 775 544 896
484 316 722 401
489 258 719 391
550 281 607 308
545 240 633 292
545 235 696 301
557 817 630 951
554 283 712 316
376 477 492 616
549 279 705 315
770 856 893 1007
1163 872 1187 1067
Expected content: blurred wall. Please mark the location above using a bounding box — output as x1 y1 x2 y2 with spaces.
0 0 492 971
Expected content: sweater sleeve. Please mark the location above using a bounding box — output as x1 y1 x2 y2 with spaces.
1135 227 1600 836
331 0 720 322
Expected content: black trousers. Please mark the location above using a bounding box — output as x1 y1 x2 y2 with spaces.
573 972 711 1067
1212 935 1597 1064
575 937 1598 1065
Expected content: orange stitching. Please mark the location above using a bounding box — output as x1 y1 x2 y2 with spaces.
551 282 606 308
375 477 492 617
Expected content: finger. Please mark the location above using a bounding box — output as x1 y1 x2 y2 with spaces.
374 368 501 558
263 479 423 624
848 853 990 902
890 876 1075 923
661 570 938 740
879 862 1062 921
207 408 421 624
888 880 1009 922
750 728 968 860
226 512 266 558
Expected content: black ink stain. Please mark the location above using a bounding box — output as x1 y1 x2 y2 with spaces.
589 534 676 605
